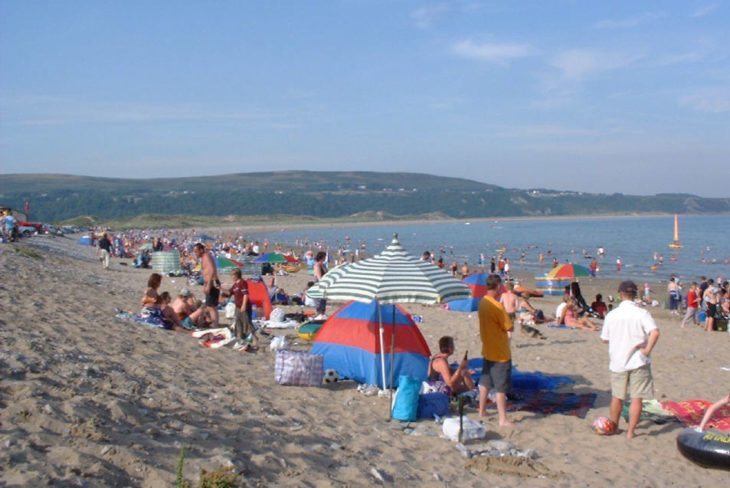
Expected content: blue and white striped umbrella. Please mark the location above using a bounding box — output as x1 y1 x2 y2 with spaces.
306 234 470 305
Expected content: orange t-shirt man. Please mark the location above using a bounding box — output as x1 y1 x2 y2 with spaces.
478 295 513 362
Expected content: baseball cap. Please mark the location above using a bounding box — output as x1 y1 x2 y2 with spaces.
618 280 638 295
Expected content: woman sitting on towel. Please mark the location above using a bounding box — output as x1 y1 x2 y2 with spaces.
559 297 600 331
141 273 163 310
428 336 475 395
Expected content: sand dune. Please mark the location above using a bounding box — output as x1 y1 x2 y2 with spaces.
0 235 727 486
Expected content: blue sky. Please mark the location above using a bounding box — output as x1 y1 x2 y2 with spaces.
1 1 728 197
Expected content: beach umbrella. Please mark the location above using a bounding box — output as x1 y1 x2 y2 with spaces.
311 301 431 388
306 235 470 305
463 273 488 298
306 234 470 392
546 263 591 279
253 252 287 264
216 256 244 270
444 297 482 312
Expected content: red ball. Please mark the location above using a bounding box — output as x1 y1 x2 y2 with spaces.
592 416 617 435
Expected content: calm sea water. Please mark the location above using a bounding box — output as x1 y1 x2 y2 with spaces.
251 215 730 284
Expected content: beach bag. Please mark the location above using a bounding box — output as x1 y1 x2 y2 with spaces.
417 392 450 419
391 375 421 422
224 301 236 319
275 350 324 386
442 417 486 442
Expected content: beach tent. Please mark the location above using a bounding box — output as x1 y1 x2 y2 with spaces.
311 300 431 387
151 251 183 275
78 235 92 246
246 278 272 319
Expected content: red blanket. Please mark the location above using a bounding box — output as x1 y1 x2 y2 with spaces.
661 400 730 431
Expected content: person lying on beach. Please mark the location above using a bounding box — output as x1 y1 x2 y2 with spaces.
428 336 475 396
699 393 730 430
560 297 600 331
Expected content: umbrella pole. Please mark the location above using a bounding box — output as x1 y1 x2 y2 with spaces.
388 306 396 413
378 304 387 393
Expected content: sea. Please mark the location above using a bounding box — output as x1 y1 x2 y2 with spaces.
250 214 730 285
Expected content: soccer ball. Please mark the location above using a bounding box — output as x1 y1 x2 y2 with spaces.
592 416 617 435
323 369 340 384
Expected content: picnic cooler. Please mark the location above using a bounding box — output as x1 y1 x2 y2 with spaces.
275 350 324 386
152 251 183 275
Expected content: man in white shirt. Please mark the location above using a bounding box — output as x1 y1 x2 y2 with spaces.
600 280 660 439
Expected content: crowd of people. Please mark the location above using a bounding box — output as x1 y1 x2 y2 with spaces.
665 275 730 332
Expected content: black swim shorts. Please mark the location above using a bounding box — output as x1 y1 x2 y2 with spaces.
479 359 512 393
205 285 221 307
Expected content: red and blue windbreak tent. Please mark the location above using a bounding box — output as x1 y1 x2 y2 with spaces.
311 300 431 388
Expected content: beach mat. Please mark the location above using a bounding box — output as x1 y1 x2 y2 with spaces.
661 400 730 431
509 390 597 419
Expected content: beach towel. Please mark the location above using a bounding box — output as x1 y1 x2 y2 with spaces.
115 309 168 329
459 359 575 391
546 322 569 329
661 400 730 431
621 399 677 424
508 390 597 419
192 327 234 348
255 318 299 329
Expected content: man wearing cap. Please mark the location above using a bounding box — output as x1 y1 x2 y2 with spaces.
601 280 660 439
172 288 203 329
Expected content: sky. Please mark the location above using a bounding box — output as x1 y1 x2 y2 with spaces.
1 1 729 197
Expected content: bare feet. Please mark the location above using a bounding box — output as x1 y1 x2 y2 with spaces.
499 420 516 428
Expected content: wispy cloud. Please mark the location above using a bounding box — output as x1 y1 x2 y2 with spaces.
593 11 666 29
451 40 532 63
680 88 730 113
691 4 718 18
551 49 644 80
410 3 449 28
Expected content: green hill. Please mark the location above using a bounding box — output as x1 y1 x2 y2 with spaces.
1 171 728 224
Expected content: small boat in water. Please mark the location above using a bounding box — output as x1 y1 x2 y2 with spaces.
669 214 683 249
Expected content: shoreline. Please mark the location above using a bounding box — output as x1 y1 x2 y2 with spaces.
91 211 730 233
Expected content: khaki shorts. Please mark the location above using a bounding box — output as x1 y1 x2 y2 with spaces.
611 365 654 399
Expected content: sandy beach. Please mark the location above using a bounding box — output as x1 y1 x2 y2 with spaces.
1 234 727 487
